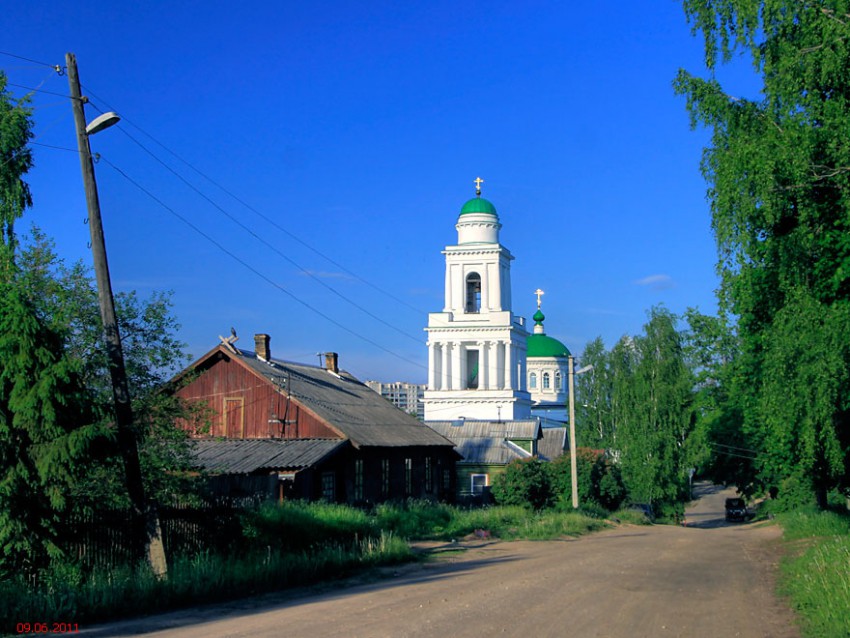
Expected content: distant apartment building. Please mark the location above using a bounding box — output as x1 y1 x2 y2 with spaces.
365 381 426 420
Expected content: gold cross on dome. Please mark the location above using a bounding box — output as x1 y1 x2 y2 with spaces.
474 176 484 195
534 288 545 309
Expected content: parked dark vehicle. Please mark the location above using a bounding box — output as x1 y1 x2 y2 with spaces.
725 497 747 521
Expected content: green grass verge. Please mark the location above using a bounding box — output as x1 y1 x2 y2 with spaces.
777 508 850 638
0 532 410 631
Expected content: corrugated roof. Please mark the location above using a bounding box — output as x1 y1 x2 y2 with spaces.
190 438 347 474
235 351 455 449
538 427 567 461
426 420 541 465
426 419 541 440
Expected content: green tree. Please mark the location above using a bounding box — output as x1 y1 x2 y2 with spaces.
574 337 614 450
17 229 199 509
0 73 104 575
676 0 850 506
616 308 694 507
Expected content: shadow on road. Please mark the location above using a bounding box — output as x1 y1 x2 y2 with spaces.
80 552 521 637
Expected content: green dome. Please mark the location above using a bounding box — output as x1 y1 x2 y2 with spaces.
460 197 497 216
527 334 571 358
533 309 545 324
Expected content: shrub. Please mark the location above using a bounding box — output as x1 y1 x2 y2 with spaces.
549 449 626 511
491 459 554 510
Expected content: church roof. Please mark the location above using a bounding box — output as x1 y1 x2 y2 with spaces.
459 196 497 216
527 333 571 358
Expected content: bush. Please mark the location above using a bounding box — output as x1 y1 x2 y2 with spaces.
491 459 554 510
549 449 626 511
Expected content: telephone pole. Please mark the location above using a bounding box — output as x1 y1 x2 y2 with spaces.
66 52 167 576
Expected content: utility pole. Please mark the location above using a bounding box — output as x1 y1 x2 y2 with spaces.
568 355 579 509
66 52 167 576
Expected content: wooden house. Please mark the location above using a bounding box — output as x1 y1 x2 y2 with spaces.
173 334 458 504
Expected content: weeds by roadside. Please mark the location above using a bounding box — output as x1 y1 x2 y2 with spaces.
777 507 850 638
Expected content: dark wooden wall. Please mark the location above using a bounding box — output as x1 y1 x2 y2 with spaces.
176 353 340 439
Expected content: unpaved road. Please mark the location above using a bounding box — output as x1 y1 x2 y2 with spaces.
83 484 799 637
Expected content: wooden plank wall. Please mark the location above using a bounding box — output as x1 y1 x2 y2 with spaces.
176 354 340 439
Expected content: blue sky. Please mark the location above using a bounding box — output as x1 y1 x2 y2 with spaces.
4 1 760 383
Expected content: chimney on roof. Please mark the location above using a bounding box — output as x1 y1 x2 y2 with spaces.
254 333 271 361
324 352 339 373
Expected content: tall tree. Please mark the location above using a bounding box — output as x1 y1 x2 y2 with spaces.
574 337 614 450
0 73 103 575
17 229 199 510
675 0 850 506
616 308 694 508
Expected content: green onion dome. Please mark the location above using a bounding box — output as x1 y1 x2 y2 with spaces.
459 197 497 216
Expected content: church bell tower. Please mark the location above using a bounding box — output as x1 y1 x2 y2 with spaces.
423 179 531 421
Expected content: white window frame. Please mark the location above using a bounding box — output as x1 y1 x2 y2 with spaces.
470 473 488 495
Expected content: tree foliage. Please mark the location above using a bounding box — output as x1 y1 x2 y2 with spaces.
16 230 198 509
574 308 697 509
676 0 850 506
0 73 102 575
490 458 554 511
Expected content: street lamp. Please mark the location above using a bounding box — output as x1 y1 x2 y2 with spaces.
567 356 594 509
66 52 166 576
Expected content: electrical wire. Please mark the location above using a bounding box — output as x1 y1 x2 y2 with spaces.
98 155 429 372
0 50 61 70
102 121 422 345
5 82 72 99
81 88 427 316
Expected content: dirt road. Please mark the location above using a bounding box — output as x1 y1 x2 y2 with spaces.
83 484 799 637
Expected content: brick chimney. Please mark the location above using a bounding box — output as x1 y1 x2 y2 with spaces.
254 333 271 361
324 352 339 373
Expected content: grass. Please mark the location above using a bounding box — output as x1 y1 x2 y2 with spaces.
1 532 410 631
776 507 850 638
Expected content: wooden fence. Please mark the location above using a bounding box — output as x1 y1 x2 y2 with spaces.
65 497 263 571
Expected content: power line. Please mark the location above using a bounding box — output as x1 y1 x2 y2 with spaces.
81 87 427 316
0 50 62 70
105 122 422 345
98 156 429 372
5 82 72 99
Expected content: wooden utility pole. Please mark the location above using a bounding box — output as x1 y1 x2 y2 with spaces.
568 355 579 509
66 52 167 576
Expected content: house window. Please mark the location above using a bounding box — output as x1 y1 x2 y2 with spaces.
354 459 364 501
381 459 390 498
443 469 452 492
405 458 413 496
465 273 481 313
543 372 550 390
321 472 335 501
466 349 479 389
471 473 488 495
425 457 433 493
555 371 562 390
529 372 537 389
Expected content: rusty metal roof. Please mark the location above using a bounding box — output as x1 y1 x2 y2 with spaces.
236 350 455 449
190 438 347 474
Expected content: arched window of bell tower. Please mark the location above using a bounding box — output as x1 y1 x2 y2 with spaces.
465 273 482 313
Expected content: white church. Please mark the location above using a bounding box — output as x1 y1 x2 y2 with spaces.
423 180 572 426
